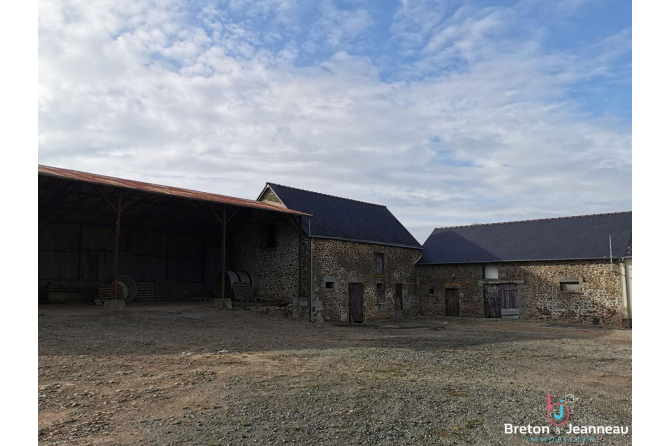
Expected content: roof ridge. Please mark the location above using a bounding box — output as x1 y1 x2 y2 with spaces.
433 211 632 231
268 183 387 208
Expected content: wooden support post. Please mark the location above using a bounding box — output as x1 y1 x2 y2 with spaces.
220 206 227 300
112 192 122 299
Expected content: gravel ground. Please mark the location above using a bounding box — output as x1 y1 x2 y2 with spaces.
38 302 632 445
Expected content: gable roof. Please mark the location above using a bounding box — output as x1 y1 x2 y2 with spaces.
418 212 631 264
264 183 422 249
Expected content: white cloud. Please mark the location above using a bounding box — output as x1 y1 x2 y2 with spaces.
38 0 631 243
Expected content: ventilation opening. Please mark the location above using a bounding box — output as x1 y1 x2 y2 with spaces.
560 282 580 292
325 281 335 289
264 224 277 248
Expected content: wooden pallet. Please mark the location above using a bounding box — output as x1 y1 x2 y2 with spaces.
136 282 156 300
98 284 124 300
155 281 174 299
232 282 254 301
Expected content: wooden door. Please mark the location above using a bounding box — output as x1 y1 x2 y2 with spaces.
395 284 404 319
445 288 459 317
483 284 501 318
499 283 519 318
349 282 364 323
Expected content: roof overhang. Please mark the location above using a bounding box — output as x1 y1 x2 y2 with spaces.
38 165 310 217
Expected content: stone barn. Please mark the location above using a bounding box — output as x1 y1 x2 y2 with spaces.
415 212 632 325
257 183 423 322
38 165 422 323
39 164 632 327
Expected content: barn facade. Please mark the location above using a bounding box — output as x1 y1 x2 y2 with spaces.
39 165 632 325
415 213 633 325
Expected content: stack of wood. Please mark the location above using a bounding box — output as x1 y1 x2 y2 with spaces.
97 284 125 300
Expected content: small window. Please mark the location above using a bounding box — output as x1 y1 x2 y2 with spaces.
560 282 580 292
375 253 385 275
428 286 435 295
325 281 335 289
484 264 499 279
376 282 385 294
264 224 277 248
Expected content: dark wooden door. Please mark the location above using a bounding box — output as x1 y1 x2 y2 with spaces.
445 288 459 317
395 284 404 319
499 283 519 318
349 282 364 323
483 285 501 318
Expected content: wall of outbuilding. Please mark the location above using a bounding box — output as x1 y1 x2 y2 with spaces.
416 259 627 324
415 264 484 317
311 239 422 322
231 212 302 303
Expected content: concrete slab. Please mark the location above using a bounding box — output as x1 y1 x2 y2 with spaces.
213 298 232 310
103 299 126 311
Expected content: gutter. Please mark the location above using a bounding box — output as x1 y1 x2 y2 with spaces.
308 235 422 250
416 256 632 266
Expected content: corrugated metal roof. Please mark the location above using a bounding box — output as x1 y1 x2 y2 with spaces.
267 183 422 249
419 212 632 264
38 165 310 216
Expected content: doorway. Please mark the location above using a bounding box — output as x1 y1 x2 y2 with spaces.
395 283 404 319
445 288 459 317
483 284 518 318
349 282 364 323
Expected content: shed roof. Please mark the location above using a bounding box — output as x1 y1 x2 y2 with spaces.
265 183 422 249
39 165 309 217
419 212 632 264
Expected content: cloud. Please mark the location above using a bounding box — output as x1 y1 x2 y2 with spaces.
38 0 631 243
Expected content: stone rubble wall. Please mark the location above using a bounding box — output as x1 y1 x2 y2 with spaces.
311 239 422 322
415 260 626 325
232 212 301 303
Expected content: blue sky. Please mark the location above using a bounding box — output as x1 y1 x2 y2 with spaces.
38 0 631 242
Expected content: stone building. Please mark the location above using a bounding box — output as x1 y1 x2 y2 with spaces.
255 183 423 322
39 165 633 326
415 212 632 325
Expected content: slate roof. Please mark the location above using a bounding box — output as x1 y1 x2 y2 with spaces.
265 183 422 249
418 212 632 264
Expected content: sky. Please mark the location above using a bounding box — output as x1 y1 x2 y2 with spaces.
38 0 632 243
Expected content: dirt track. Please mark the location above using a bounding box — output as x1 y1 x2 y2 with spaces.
38 302 632 445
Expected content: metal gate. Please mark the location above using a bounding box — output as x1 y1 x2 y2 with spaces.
446 288 459 317
349 282 364 323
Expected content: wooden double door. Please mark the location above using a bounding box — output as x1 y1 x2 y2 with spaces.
483 284 519 318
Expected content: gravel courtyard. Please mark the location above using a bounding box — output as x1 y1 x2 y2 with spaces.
38 302 632 445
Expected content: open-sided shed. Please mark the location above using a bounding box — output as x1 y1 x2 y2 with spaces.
38 165 309 306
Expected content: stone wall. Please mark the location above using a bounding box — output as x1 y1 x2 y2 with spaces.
231 212 301 302
498 260 624 324
415 260 627 325
259 187 286 208
415 264 483 317
311 239 422 322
